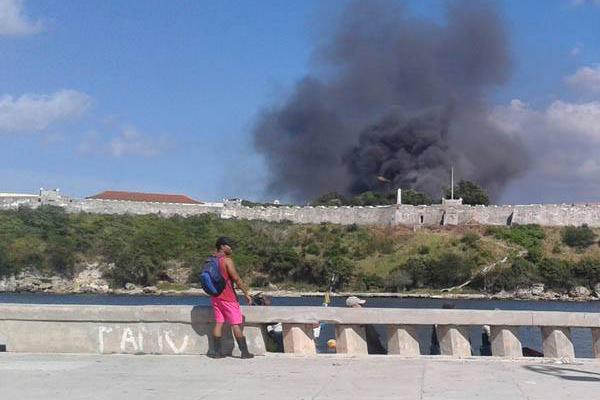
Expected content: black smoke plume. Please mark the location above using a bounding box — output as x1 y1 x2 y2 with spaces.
253 1 529 202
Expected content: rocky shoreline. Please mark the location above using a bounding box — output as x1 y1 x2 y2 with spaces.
1 266 599 302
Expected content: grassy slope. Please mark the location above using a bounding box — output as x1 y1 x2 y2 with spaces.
1 206 599 291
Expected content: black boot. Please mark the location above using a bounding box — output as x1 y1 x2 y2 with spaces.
236 336 254 359
208 336 225 359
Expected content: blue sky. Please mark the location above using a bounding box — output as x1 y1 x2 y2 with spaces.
1 0 600 204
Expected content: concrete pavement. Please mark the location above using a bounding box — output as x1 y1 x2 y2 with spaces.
1 353 599 399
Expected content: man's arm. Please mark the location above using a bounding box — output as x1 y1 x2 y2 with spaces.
225 258 252 304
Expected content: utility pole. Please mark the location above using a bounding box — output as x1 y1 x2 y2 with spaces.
451 167 454 200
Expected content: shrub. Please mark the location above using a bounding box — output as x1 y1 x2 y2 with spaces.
313 257 355 289
460 232 480 248
346 223 359 233
489 224 545 250
404 257 428 289
108 253 163 287
355 273 385 291
572 258 600 288
261 246 301 282
367 235 395 254
46 244 76 276
417 245 430 255
552 244 562 254
480 258 538 292
304 243 321 256
562 225 597 249
348 191 395 206
0 245 14 277
525 246 543 264
426 252 475 288
538 258 573 291
385 268 413 292
7 237 46 271
311 192 348 206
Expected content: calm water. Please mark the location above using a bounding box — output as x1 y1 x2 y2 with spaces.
1 293 599 357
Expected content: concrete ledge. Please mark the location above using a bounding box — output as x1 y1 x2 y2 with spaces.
283 324 316 355
542 327 575 359
335 324 368 355
593 328 600 359
490 326 522 358
1 304 599 359
387 325 420 356
2 305 600 328
437 325 471 357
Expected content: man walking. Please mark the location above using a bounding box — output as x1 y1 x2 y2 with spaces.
208 236 254 359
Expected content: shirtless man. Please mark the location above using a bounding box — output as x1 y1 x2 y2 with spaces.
208 236 254 359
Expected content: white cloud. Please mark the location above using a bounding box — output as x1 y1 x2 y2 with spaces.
109 126 165 157
546 100 600 140
0 90 91 134
491 99 600 197
491 99 600 142
79 125 167 157
565 65 600 94
0 0 43 36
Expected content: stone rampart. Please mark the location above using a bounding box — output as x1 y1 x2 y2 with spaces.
1 304 600 359
63 199 222 217
511 204 600 226
394 204 600 227
222 205 396 225
2 191 600 226
0 196 39 210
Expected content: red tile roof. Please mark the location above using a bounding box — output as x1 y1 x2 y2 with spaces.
87 191 202 204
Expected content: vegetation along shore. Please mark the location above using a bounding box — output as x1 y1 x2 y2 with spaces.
1 205 600 301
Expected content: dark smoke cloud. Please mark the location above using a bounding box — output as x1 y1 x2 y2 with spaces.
253 0 529 202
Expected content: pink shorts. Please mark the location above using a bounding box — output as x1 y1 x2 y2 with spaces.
210 297 243 325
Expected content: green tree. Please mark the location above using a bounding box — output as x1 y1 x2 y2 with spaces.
573 258 600 288
262 246 301 282
562 225 597 249
445 180 490 205
482 258 538 292
385 268 413 292
404 257 428 289
310 256 355 289
401 189 432 206
538 258 572 291
311 192 348 206
355 272 385 291
426 252 475 288
0 245 14 277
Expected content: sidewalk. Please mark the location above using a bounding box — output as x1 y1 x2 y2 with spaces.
1 353 599 399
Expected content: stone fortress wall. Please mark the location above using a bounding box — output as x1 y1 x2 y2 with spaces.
2 189 600 227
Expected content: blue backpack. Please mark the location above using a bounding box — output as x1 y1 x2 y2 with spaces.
200 256 226 296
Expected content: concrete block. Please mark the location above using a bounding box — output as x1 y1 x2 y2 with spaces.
387 325 420 356
437 325 471 357
282 324 316 355
335 324 368 355
542 327 574 359
592 328 600 359
240 324 267 356
490 326 522 358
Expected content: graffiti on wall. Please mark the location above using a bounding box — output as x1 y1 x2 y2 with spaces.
98 326 190 354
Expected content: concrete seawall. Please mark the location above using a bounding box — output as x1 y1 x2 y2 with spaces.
2 304 600 359
0 304 265 356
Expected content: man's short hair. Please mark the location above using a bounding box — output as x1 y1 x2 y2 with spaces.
216 236 235 250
